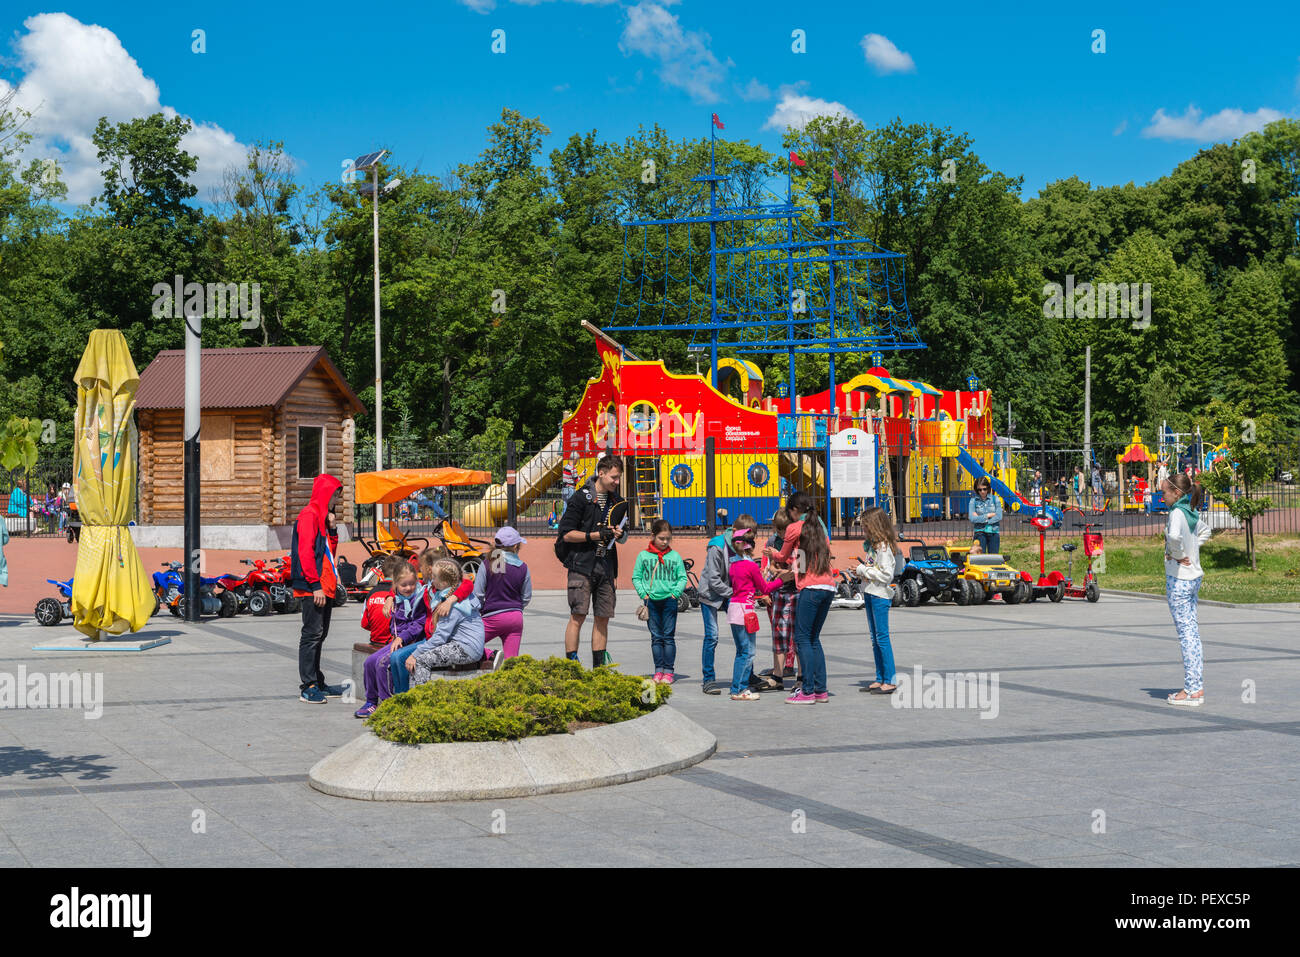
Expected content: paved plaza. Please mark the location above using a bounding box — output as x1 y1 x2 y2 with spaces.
0 592 1297 867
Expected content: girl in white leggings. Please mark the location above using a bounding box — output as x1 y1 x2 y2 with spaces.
1160 472 1212 706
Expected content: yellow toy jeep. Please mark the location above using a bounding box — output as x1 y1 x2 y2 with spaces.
945 545 1031 604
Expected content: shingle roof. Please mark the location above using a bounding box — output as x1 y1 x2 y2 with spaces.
135 346 365 414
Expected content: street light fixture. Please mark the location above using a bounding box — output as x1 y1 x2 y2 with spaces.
353 149 395 470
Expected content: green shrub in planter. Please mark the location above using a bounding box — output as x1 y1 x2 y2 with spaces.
366 655 671 744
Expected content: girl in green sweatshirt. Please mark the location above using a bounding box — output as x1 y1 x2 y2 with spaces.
632 519 689 684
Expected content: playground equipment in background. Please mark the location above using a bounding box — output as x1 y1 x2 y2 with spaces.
946 545 1031 604
955 448 1064 527
461 434 569 528
544 322 1012 529
1116 426 1157 511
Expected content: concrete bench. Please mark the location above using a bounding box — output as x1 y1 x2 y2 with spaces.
351 641 490 696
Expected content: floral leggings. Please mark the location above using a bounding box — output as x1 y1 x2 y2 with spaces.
1166 575 1203 694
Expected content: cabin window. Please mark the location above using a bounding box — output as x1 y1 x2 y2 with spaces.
200 415 234 481
298 426 324 479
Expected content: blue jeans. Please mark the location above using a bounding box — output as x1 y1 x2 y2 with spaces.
792 588 832 694
863 595 896 685
729 622 755 695
701 603 724 683
974 528 1000 554
647 597 678 673
388 642 422 694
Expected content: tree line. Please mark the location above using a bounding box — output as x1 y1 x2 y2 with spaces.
0 93 1296 465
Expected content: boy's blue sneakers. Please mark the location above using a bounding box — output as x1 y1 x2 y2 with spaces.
319 683 346 697
299 686 327 704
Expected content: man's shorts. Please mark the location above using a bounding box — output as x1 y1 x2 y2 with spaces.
568 569 616 618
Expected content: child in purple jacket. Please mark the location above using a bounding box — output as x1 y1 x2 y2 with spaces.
475 526 532 661
354 563 427 718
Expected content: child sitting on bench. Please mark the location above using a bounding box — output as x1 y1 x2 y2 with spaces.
400 558 486 689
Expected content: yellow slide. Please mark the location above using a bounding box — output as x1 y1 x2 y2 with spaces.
461 432 566 527
779 451 825 498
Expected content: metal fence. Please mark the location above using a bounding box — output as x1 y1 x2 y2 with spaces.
347 429 1300 549
1 458 78 538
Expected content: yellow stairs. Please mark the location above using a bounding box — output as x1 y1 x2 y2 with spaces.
634 457 661 528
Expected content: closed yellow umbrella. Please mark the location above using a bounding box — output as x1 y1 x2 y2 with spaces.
71 330 155 638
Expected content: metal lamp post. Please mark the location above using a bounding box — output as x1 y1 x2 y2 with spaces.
351 150 400 471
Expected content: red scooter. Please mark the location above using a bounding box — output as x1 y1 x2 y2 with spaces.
1023 516 1101 603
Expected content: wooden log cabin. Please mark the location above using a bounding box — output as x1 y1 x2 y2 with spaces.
133 346 365 549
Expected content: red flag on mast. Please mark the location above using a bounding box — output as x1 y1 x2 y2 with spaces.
711 113 725 130
833 168 843 184
789 151 806 167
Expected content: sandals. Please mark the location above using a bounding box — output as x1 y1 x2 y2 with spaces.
859 682 882 694
869 684 897 695
730 690 761 701
1167 690 1204 707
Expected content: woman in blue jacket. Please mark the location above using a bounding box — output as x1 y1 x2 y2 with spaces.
969 476 1003 554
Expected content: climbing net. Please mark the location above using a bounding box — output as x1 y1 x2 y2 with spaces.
606 171 924 356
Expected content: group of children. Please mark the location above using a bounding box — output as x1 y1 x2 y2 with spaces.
352 527 533 718
631 492 905 702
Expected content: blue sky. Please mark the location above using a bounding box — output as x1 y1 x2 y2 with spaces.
2 1 1297 206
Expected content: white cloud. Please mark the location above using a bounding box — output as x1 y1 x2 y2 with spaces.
763 92 860 132
618 1 730 103
738 78 771 102
860 33 915 74
1112 119 1127 136
3 13 250 205
458 0 496 11
1142 105 1285 141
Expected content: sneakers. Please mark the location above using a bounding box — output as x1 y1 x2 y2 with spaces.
299 686 327 704
490 650 506 672
730 690 760 701
353 703 377 718
701 680 723 695
660 672 675 685
785 689 817 705
652 672 665 683
814 692 829 703
318 683 346 698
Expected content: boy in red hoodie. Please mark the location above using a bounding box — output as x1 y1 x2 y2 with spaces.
293 474 343 703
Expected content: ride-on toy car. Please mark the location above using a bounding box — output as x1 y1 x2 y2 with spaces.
945 545 1031 604
34 578 74 625
896 540 975 606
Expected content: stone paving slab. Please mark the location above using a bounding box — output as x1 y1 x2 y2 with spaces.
0 589 1297 866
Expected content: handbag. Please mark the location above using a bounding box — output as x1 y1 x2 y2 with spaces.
636 602 649 621
744 608 760 634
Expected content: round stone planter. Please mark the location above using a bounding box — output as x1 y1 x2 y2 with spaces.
308 706 716 802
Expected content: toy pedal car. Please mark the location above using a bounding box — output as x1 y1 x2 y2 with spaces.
946 545 1031 604
896 541 976 606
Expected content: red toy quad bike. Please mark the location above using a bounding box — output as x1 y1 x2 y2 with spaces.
239 557 300 616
